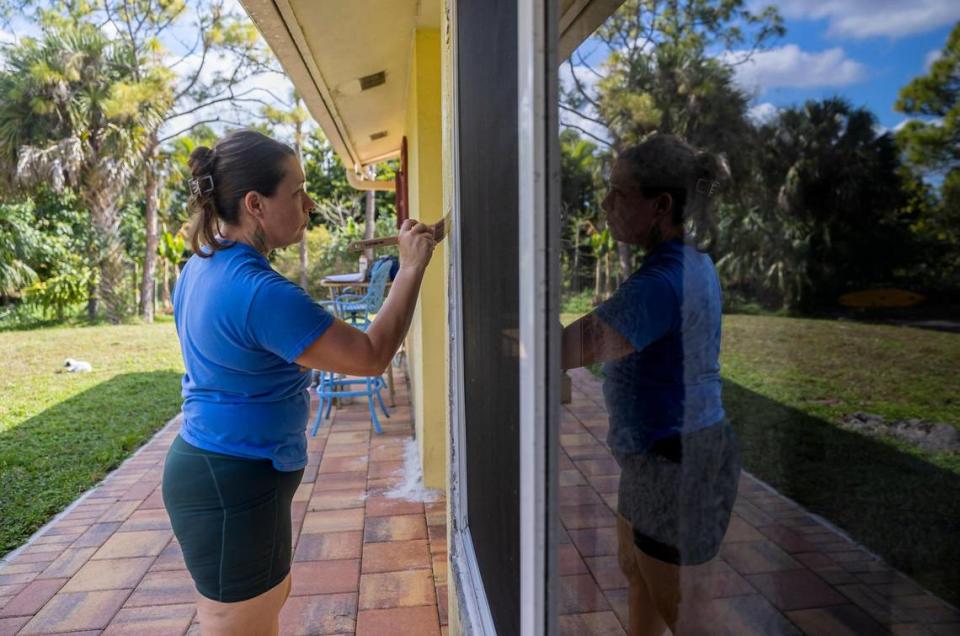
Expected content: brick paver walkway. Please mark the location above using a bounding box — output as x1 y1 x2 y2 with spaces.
4 366 959 635
0 379 448 636
558 368 960 635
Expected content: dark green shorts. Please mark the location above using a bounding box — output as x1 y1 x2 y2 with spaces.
616 420 741 566
161 435 304 602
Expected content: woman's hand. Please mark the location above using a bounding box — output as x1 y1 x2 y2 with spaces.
297 218 437 376
562 312 635 369
397 218 436 272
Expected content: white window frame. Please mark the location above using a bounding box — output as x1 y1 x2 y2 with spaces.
518 0 557 634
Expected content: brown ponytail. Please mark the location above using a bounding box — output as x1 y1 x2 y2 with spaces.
686 150 730 251
187 146 220 256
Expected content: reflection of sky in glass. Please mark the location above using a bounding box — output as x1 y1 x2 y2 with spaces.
561 5 955 137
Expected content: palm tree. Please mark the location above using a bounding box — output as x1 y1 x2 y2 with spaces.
0 25 167 322
0 202 39 298
717 98 910 311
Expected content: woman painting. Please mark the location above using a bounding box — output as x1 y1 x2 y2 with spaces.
162 129 435 634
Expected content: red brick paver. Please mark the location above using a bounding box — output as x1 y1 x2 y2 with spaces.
0 378 446 635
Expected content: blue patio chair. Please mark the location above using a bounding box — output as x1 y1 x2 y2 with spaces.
310 369 389 435
333 259 392 330
310 259 393 435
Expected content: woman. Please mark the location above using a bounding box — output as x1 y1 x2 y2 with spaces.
562 134 740 635
161 129 435 635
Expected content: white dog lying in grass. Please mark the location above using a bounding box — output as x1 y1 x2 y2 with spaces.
63 358 93 373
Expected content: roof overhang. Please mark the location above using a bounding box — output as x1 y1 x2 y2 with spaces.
240 0 438 190
559 0 624 60
240 0 624 190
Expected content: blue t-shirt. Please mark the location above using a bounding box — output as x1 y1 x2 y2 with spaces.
173 242 334 471
595 239 725 455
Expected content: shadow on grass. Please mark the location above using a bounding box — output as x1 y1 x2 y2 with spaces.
724 379 960 606
0 371 182 556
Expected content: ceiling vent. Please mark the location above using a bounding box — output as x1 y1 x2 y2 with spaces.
370 130 389 141
359 71 386 91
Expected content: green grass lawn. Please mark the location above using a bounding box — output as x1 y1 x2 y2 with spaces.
0 318 184 556
722 315 960 428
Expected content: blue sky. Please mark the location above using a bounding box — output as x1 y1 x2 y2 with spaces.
565 0 960 139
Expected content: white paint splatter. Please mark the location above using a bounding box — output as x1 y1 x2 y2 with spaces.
383 439 442 503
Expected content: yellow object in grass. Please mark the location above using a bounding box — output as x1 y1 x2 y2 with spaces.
838 288 926 308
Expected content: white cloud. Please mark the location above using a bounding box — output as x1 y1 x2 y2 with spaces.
925 49 943 70
100 21 120 39
893 117 943 132
721 45 867 95
748 102 780 125
765 0 960 39
893 119 913 133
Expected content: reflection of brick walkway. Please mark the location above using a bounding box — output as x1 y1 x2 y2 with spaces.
559 368 960 635
0 379 448 635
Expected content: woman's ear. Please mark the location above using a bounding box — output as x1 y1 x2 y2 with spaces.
243 190 265 222
655 192 673 217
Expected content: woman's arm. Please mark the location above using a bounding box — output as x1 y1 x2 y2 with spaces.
295 219 435 375
561 312 634 370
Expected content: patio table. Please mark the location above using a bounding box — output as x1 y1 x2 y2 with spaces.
319 273 392 302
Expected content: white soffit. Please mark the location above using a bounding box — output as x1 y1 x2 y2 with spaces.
240 0 440 172
239 0 615 170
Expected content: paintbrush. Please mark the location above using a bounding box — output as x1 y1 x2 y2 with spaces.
348 213 450 252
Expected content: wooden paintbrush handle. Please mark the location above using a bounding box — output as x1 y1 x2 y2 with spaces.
348 213 449 252
348 236 400 251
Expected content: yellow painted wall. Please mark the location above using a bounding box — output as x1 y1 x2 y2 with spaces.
439 2 461 631
404 28 448 490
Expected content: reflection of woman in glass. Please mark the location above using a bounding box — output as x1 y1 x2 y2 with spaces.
562 134 740 635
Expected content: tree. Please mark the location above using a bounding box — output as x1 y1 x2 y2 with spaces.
718 98 913 310
0 24 167 322
3 0 284 321
262 91 311 287
562 0 783 276
152 127 216 310
98 0 276 322
155 225 185 312
301 128 355 205
0 201 39 298
559 128 605 295
895 21 960 285
565 0 781 147
896 22 960 180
